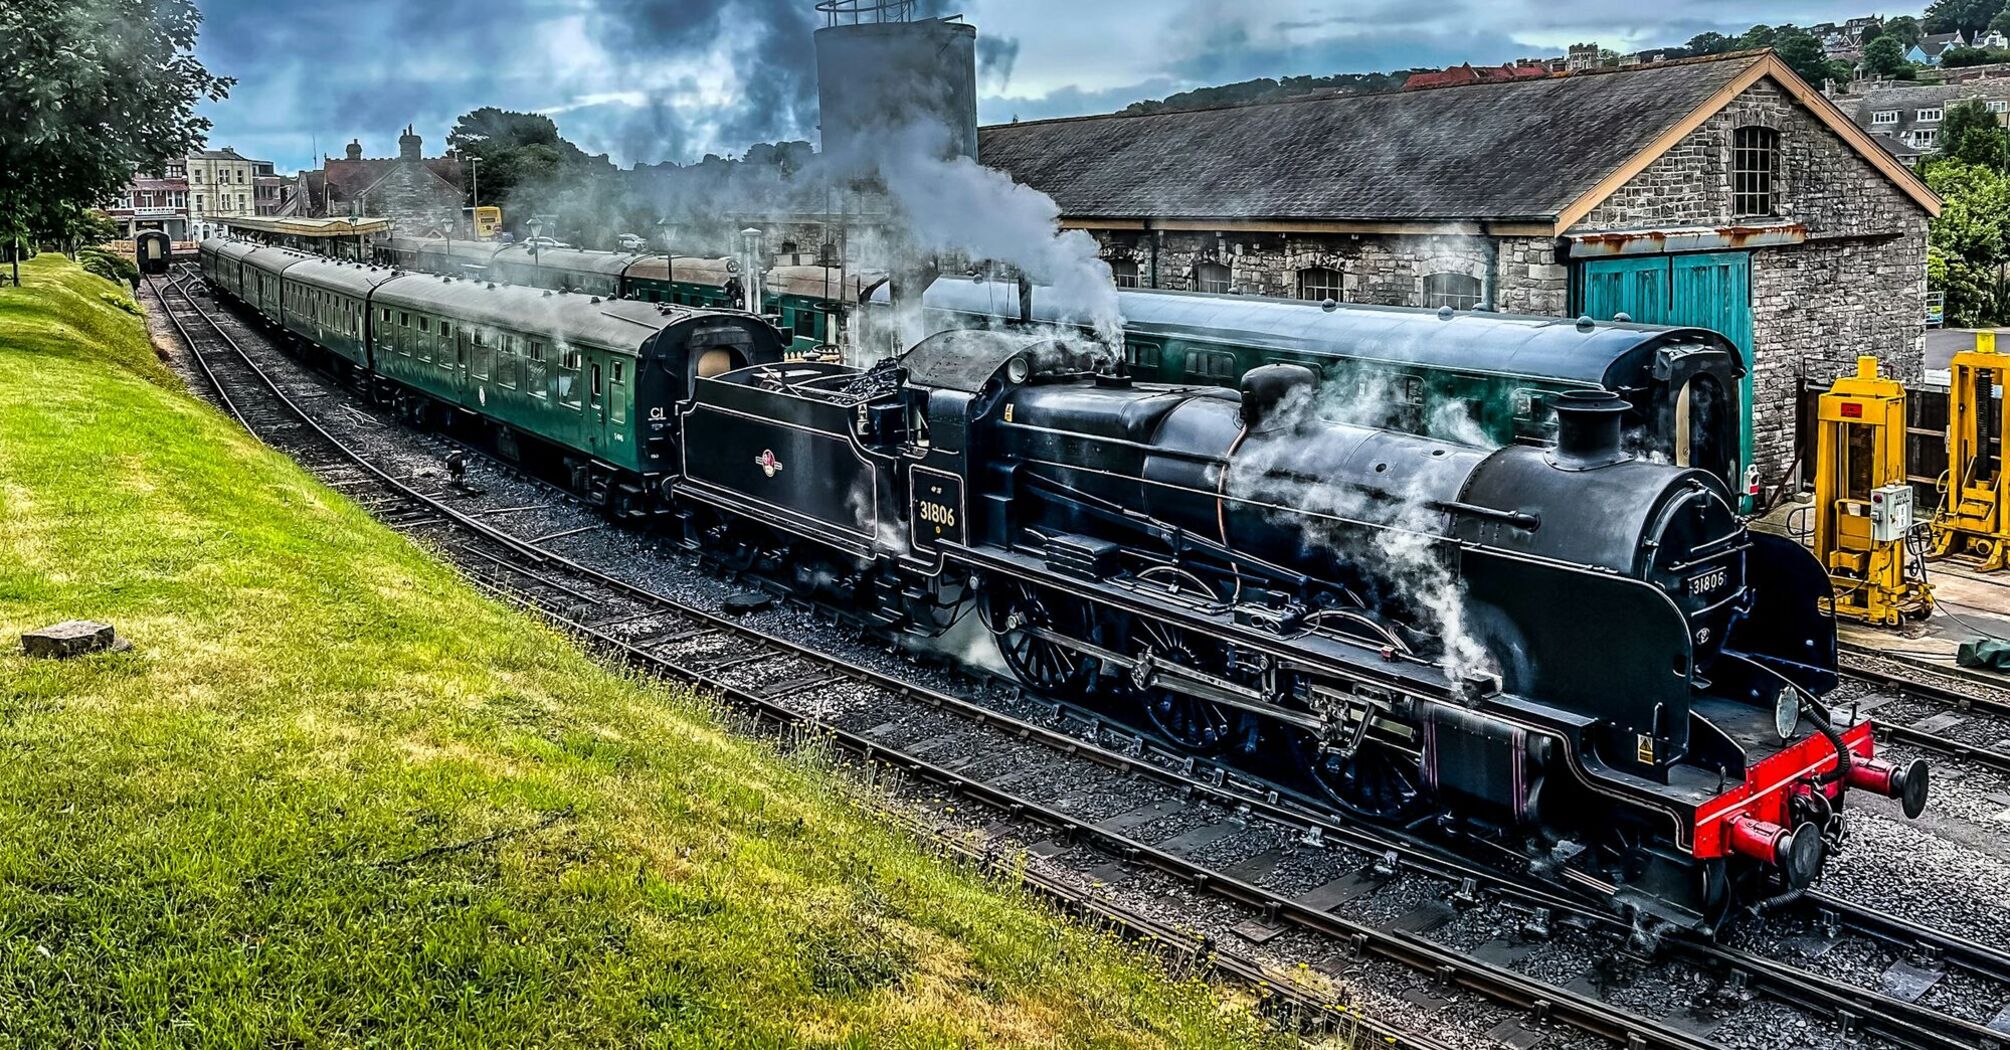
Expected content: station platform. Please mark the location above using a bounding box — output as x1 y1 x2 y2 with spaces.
1755 497 2010 671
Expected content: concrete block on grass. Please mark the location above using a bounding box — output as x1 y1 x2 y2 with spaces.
21 620 130 659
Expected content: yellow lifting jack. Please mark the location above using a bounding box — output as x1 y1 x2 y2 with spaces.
1932 331 2010 571
1813 356 1934 626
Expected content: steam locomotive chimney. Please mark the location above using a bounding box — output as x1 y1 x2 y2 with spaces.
1547 390 1631 471
1016 272 1033 325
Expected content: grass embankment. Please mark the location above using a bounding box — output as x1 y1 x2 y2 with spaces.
0 255 1287 1047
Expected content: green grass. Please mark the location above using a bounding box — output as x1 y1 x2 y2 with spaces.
0 255 1293 1048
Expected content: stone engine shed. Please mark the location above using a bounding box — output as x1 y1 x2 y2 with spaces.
977 50 1940 491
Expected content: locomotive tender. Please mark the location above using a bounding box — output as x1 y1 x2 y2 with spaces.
197 236 1925 932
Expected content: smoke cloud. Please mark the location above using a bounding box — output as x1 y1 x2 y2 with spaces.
1226 378 1501 680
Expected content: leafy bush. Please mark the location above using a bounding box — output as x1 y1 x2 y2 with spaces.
77 248 137 287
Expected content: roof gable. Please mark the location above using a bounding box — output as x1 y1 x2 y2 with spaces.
976 51 1938 234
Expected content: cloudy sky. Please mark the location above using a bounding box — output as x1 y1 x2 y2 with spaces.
192 0 1907 172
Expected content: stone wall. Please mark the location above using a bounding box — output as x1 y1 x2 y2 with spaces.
1570 77 1929 482
365 166 463 236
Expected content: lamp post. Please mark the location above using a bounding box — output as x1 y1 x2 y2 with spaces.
467 156 481 237
527 216 544 281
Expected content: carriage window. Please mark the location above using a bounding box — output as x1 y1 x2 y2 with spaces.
590 363 603 407
496 335 517 388
418 317 430 333
526 341 549 398
1127 341 1162 372
471 332 493 380
610 363 627 424
1423 272 1483 310
439 322 451 339
400 312 410 327
557 351 582 408
1183 349 1236 381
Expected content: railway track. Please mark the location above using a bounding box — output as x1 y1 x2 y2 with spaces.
1842 646 2010 775
150 266 2010 1050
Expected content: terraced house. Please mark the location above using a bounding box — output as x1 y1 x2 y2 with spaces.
978 50 1940 492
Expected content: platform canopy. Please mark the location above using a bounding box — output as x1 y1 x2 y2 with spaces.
220 216 394 239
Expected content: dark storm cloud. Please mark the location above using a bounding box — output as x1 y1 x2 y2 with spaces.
579 0 825 164
191 0 1904 170
977 34 1020 91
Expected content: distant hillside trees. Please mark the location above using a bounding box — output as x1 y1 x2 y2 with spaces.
1118 73 1409 117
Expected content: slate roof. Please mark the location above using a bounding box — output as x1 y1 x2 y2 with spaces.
976 53 1764 224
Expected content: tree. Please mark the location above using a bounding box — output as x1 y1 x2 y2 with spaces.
1940 45 2010 66
1926 161 2010 324
1862 35 1915 78
0 0 229 287
1886 15 1926 48
1738 24 1781 49
445 107 614 235
1685 31 1736 56
1925 0 2008 37
1772 27 1851 87
1940 99 2010 169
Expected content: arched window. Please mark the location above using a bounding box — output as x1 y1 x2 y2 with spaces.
1109 258 1141 288
1423 272 1483 310
1194 262 1232 294
1296 266 1342 302
1733 125 1780 217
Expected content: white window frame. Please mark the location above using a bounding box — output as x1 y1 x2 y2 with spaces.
1872 110 1899 124
1990 100 2010 114
1918 107 1944 123
1913 128 1940 147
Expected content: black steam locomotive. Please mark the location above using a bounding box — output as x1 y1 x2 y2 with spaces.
201 237 1924 932
675 329 1923 932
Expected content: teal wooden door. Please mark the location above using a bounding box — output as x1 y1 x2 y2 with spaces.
1579 255 1672 325
1578 252 1754 500
1668 252 1754 486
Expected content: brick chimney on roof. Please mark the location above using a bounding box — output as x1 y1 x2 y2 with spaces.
345 139 363 161
399 125 421 162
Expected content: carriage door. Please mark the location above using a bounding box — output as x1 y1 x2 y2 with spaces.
588 360 606 451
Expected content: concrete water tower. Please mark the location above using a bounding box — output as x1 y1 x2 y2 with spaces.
814 0 979 165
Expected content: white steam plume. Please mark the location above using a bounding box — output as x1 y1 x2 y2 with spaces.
1227 379 1502 680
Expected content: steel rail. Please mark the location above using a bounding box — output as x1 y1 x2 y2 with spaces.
145 268 1516 1049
